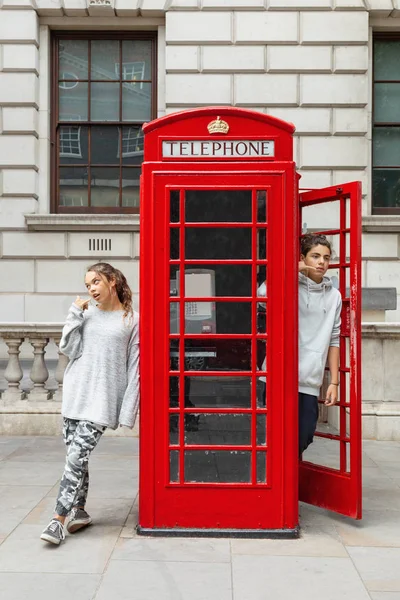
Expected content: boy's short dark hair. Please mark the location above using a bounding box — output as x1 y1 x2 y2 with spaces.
300 234 331 257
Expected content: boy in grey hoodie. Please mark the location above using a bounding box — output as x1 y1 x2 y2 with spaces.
298 234 342 456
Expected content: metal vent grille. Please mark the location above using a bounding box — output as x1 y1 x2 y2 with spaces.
89 238 112 252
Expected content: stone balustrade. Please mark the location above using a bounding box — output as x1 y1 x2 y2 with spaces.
1 322 400 439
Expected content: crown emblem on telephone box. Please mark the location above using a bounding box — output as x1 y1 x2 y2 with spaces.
207 116 229 135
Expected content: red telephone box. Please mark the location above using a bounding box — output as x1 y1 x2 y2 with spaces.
138 107 362 537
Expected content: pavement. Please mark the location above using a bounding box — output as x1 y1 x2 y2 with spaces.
0 435 400 600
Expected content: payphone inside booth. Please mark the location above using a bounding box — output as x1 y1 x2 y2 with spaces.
138 107 362 537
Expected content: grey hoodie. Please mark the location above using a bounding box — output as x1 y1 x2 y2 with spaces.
298 272 342 396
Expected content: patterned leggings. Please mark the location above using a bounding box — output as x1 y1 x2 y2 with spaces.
55 418 106 517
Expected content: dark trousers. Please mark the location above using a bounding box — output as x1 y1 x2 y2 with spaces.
298 392 319 457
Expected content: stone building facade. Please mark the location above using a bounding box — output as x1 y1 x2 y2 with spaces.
0 0 400 438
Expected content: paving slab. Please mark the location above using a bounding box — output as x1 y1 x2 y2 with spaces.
0 462 62 486
112 536 231 563
370 594 400 600
362 467 400 490
335 510 400 547
362 488 400 512
0 523 122 574
0 573 102 600
94 559 233 600
231 555 370 600
347 547 400 592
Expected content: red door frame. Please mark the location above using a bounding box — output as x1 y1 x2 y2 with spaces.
139 164 299 534
298 182 362 519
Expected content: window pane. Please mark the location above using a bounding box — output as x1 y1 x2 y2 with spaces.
185 302 251 334
59 40 88 79
172 265 252 297
121 126 144 165
122 40 152 80
175 376 252 409
185 190 252 223
184 339 251 371
373 127 400 167
184 450 251 483
184 413 251 446
374 40 400 81
59 126 88 164
91 83 120 121
91 126 119 165
373 168 400 208
59 83 88 121
185 228 252 259
59 167 88 206
90 167 120 207
122 82 151 121
91 40 119 81
122 168 140 207
374 83 400 123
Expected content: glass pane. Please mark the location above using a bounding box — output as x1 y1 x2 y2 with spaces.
90 167 119 207
170 415 179 445
170 228 179 260
185 339 251 371
121 126 144 165
185 450 251 483
185 302 251 334
122 168 140 207
256 377 266 408
170 451 179 483
257 190 267 223
184 414 251 445
90 126 119 165
256 414 266 446
374 84 400 123
170 342 179 371
170 190 180 223
302 437 342 471
256 452 267 483
59 167 88 206
374 40 400 81
257 228 267 261
91 83 120 121
91 40 119 81
122 40 152 80
59 83 88 121
59 126 88 164
373 127 400 167
178 376 252 409
122 82 152 121
169 375 179 408
173 265 252 297
185 190 252 222
373 168 400 208
185 228 252 259
59 40 88 79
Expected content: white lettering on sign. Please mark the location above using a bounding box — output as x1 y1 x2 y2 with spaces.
162 140 275 158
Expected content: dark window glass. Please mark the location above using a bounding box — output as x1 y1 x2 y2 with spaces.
373 38 400 213
53 33 156 213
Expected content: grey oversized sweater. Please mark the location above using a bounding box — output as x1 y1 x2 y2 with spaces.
59 303 140 429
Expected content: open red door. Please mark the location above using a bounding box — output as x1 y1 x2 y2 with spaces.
298 182 362 519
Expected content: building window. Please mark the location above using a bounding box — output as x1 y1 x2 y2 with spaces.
373 36 400 214
52 33 157 213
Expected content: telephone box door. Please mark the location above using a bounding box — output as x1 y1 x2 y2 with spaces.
298 182 362 519
142 169 298 532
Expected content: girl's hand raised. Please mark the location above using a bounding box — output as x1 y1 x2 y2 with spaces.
74 296 91 311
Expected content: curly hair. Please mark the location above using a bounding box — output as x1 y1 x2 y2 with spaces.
300 233 331 258
87 262 133 321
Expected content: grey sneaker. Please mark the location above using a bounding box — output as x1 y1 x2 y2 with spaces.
67 508 92 533
40 519 66 545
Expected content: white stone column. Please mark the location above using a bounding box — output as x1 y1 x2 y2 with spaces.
2 337 26 403
29 337 51 400
53 336 69 402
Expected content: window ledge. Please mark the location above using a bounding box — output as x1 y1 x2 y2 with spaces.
363 216 400 233
24 214 140 232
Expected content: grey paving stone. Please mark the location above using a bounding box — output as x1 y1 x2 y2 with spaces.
363 488 400 512
0 524 122 574
0 462 62 486
0 485 50 510
93 437 139 456
336 510 400 547
85 469 138 499
95 559 232 600
347 547 400 592
362 467 400 490
0 573 101 600
112 536 231 563
370 594 400 600
232 555 370 600
89 455 139 472
363 443 400 464
231 532 347 558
